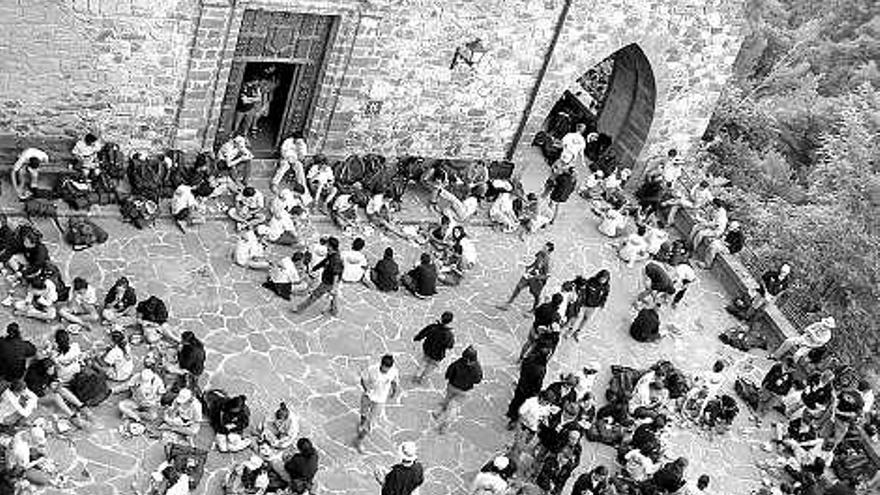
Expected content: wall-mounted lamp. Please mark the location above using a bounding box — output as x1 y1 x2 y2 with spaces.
450 38 488 70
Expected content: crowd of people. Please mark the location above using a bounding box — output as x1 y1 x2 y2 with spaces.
0 122 874 495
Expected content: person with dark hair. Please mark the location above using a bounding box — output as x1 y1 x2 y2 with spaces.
698 220 744 268
11 147 49 200
0 322 36 381
13 275 58 322
571 465 613 495
0 379 38 426
535 429 582 495
172 330 206 377
370 247 400 292
71 132 102 178
519 293 563 361
102 277 137 323
293 236 343 316
377 441 424 495
759 263 791 303
548 166 577 224
355 354 400 453
282 437 320 494
757 358 795 415
401 252 438 298
690 198 728 252
412 312 455 384
499 242 554 311
218 135 254 186
566 270 610 341
263 252 309 301
51 328 83 387
652 457 689 493
506 347 550 428
671 262 697 309
433 345 483 433
148 457 190 495
228 186 267 231
97 330 134 383
341 237 369 284
616 224 650 266
59 276 99 329
118 368 165 424
636 261 677 306
630 298 662 343
260 402 298 451
210 394 251 452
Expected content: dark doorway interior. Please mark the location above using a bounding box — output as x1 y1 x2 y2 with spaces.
238 62 299 156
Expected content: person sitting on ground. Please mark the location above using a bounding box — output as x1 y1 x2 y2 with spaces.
682 361 725 418
571 465 616 495
597 204 629 238
771 316 835 362
228 186 267 232
118 368 166 424
329 189 360 232
71 133 102 179
438 227 476 286
360 247 399 294
6 229 50 283
102 277 137 323
307 155 336 212
145 460 191 495
697 220 744 268
661 179 714 227
435 186 479 225
630 298 662 343
489 189 519 233
58 277 99 330
260 402 298 452
535 428 582 495
428 214 455 252
281 437 319 494
341 238 369 284
208 393 251 453
365 193 420 242
629 415 667 462
273 134 311 200
465 160 490 200
166 331 206 378
635 172 667 220
671 262 697 309
636 261 677 306
11 148 50 200
95 330 135 383
616 225 650 267
579 170 605 201
0 379 38 426
642 222 669 256
13 276 58 322
759 263 792 304
689 198 728 252
402 253 438 298
263 253 309 301
652 457 689 493
159 387 203 439
24 357 85 422
217 135 254 185
258 191 302 247
223 455 270 495
234 230 270 270
517 192 543 237
0 323 36 382
170 184 205 231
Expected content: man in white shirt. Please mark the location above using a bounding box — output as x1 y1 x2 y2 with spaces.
11 148 49 200
560 123 587 169
71 133 102 178
273 136 311 201
341 237 369 283
0 380 38 426
227 186 267 231
119 368 166 422
355 354 400 453
511 392 558 460
690 199 729 251
217 135 254 185
772 317 835 361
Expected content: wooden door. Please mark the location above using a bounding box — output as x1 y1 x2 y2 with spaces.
216 10 336 148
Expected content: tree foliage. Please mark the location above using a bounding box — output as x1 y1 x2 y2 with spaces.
703 0 880 368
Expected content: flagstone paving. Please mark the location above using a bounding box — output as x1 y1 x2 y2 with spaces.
8 186 776 495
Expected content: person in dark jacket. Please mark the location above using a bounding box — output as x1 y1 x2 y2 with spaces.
519 294 563 361
699 220 745 268
378 442 424 495
371 247 400 292
507 347 550 427
535 429 582 495
401 253 438 298
571 465 613 495
630 301 662 343
760 263 791 301
282 437 319 494
210 394 251 452
101 277 137 323
176 331 206 376
293 236 343 316
652 457 688 493
412 312 455 384
566 269 610 341
0 323 37 381
548 166 577 224
433 346 482 432
757 359 794 414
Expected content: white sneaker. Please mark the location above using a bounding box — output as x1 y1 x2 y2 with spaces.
66 323 83 335
1 296 13 307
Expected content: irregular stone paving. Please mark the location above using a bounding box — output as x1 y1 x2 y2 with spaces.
7 187 776 495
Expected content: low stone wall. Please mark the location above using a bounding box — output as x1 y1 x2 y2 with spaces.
671 207 797 348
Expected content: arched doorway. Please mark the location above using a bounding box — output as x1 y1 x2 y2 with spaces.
536 43 656 170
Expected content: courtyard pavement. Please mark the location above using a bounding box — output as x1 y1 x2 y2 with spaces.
2 151 777 495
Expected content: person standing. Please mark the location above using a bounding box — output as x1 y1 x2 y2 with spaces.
560 123 587 170
11 148 49 200
412 312 455 384
433 346 483 433
566 270 610 341
292 237 343 316
506 347 550 429
548 166 577 224
375 442 424 495
355 354 400 453
519 294 563 362
498 242 554 312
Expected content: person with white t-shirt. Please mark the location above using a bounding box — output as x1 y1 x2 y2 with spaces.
671 262 697 309
341 238 369 283
99 330 135 383
228 186 267 231
355 354 400 453
559 123 587 169
689 198 728 251
234 230 270 271
50 329 82 386
13 277 58 322
11 148 49 200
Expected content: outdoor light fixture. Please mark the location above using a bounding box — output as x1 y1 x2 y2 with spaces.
450 38 488 69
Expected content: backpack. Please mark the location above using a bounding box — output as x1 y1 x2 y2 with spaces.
69 366 111 406
119 196 158 229
488 160 515 180
136 295 168 324
57 176 93 210
65 217 108 250
165 443 208 491
334 155 366 186
23 198 58 218
128 153 167 201
97 142 127 179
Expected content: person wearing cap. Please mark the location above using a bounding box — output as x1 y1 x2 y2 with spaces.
375 441 424 495
292 236 343 316
355 354 400 453
771 316 835 361
118 368 166 423
433 345 483 433
11 147 49 200
499 242 554 312
412 312 455 384
159 387 203 439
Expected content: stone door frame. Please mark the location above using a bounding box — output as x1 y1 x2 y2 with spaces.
174 0 374 154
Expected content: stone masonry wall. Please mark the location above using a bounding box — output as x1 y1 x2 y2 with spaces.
0 0 198 152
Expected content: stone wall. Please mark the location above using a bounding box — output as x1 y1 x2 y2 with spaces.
0 0 197 151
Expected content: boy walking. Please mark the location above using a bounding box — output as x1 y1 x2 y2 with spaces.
412 312 455 384
355 354 400 453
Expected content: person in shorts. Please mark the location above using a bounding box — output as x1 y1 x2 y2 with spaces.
59 277 99 330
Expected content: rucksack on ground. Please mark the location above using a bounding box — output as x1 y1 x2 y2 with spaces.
128 153 166 201
334 155 366 186
97 142 127 180
136 295 168 324
119 195 158 229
